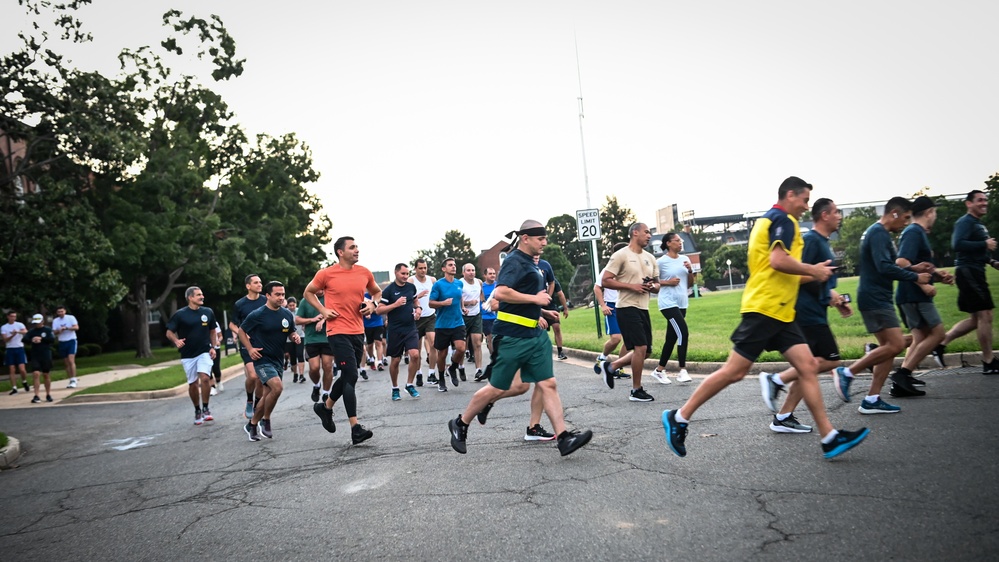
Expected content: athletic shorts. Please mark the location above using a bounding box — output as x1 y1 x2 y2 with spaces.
305 342 334 359
240 347 253 365
416 314 436 337
29 356 53 373
544 307 560 325
181 352 213 384
616 307 653 350
386 328 420 357
956 266 994 313
462 314 483 335
364 325 385 343
799 324 840 362
899 302 943 331
860 308 900 333
255 361 282 385
482 319 495 336
731 313 807 362
329 334 365 377
284 340 304 364
5 348 26 367
434 326 467 351
58 340 77 358
603 302 621 335
488 334 554 391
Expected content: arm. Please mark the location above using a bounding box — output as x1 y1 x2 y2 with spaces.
770 246 834 281
493 285 550 307
593 283 612 316
165 329 185 349
557 290 569 318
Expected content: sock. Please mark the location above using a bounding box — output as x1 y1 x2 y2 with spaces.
254 396 261 407
674 410 689 424
195 407 201 414
429 370 436 375
558 347 563 354
313 383 320 389
821 429 839 444
775 412 791 421
392 386 399 390
202 402 209 410
844 367 855 378
246 391 253 401
456 416 468 427
597 354 607 361
865 394 879 402
773 373 785 386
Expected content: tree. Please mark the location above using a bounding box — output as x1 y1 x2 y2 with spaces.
834 206 878 275
703 244 748 287
545 214 589 267
415 230 477 276
540 244 574 289
599 195 636 263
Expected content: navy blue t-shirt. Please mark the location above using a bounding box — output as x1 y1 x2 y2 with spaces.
952 213 992 270
240 305 295 369
233 296 266 329
795 230 837 326
26 326 55 361
494 249 547 339
896 223 934 304
381 282 417 333
166 306 217 358
857 222 918 311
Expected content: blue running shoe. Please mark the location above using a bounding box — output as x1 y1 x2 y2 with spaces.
391 388 401 401
858 397 901 414
661 409 688 458
244 400 254 419
822 427 870 459
833 367 852 402
405 384 420 398
593 362 602 375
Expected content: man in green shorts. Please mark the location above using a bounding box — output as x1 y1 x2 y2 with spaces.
447 220 592 457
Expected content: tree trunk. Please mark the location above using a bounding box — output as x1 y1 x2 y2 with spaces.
134 276 152 358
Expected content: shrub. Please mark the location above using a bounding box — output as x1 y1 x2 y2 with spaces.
82 343 102 356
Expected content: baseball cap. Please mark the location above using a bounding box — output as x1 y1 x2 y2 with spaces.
911 196 936 215
30 313 43 323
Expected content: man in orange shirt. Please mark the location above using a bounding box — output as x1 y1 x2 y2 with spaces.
304 236 383 445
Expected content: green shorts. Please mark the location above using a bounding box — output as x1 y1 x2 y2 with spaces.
488 334 554 391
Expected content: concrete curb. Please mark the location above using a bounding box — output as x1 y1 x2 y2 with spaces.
60 364 246 405
0 436 21 469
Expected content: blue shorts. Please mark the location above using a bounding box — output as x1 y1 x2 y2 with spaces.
604 302 621 335
255 361 283 385
5 348 26 367
58 340 77 358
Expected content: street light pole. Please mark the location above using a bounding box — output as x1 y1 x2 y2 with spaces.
726 258 733 291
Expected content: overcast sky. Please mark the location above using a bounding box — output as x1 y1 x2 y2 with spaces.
6 1 998 272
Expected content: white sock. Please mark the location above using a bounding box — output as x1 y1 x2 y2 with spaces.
821 429 839 444
674 410 689 424
865 394 879 402
844 367 855 378
775 412 791 421
429 370 436 375
313 383 320 389
392 386 399 390
773 373 785 386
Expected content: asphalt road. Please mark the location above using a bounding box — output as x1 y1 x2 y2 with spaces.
0 358 997 561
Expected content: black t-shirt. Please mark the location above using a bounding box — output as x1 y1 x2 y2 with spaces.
233 296 266 328
381 282 418 332
166 306 218 358
494 249 546 339
26 326 55 361
240 305 295 368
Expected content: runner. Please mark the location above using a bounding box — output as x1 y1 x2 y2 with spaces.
25 314 55 403
429 258 466 392
296 289 335 403
460 263 485 381
409 258 438 386
363 291 386 377
380 263 422 401
165 287 219 425
230 274 266 419
651 232 695 384
2 311 29 394
593 242 633 375
209 321 223 395
478 266 498 381
285 298 306 383
51 306 79 388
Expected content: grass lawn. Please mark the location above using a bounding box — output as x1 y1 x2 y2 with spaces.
558 268 999 363
74 353 244 395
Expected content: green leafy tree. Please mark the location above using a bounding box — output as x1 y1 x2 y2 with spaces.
834 206 879 275
540 244 574 289
415 230 477 276
689 228 723 283
983 173 999 242
703 244 748 287
545 214 589 267
599 195 636 263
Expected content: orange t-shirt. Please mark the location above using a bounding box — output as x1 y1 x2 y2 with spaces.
310 264 375 336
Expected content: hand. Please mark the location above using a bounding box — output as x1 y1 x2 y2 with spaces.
600 304 612 316
534 291 552 307
538 317 549 330
836 303 853 318
395 296 407 307
361 301 377 315
684 261 692 272
32 336 41 344
312 314 323 324
291 333 302 344
174 338 186 349
561 308 569 319
321 307 340 321
416 289 429 299
916 272 932 284
940 271 955 285
920 284 937 297
910 262 935 273
541 309 558 321
209 348 217 359
987 237 997 251
811 260 835 282
249 347 263 361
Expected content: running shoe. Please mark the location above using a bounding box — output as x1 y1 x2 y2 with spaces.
210 386 218 396
629 387 654 402
858 397 901 414
769 414 812 433
984 358 999 375
381 357 389 367
31 395 40 403
46 395 53 402
524 424 556 441
376 364 384 372
661 409 688 458
557 352 568 361
8 389 16 395
833 367 852 403
473 369 487 382
449 364 460 387
391 388 401 401
405 384 420 398
311 386 321 403
759 372 781 412
476 402 494 425
260 419 273 438
676 369 692 382
821 428 870 459
404 355 410 364
217 381 224 392
593 361 603 374
888 383 924 398
438 380 447 392
416 373 423 387
907 374 925 387
23 380 30 392
427 373 439 385
557 429 592 456
650 368 672 385
313 402 336 432
448 416 468 454
194 409 204 425
358 369 368 381
889 371 925 396
458 367 467 382
244 422 260 441
244 400 254 419
367 357 375 368
202 407 214 421
66 378 78 389
600 361 616 389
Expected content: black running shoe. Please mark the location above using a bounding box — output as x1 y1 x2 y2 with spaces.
889 371 925 396
416 373 423 387
351 423 373 445
46 395 53 402
404 355 410 364
629 386 654 402
907 374 925 387
473 369 487 382
427 373 439 385
23 380 30 392
557 352 568 361
311 386 320 403
600 361 616 389
438 380 447 392
459 367 466 382
31 395 40 403
313 402 336 433
984 358 999 375
556 429 592 456
244 422 260 442
661 409 688 457
260 419 273 438
931 344 946 368
358 369 369 381
524 424 556 441
821 427 870 459
448 364 460 387
448 416 468 454
476 402 494 425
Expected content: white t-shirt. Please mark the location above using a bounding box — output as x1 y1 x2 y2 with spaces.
410 275 436 318
2 322 26 348
52 315 79 342
460 278 482 316
594 267 619 304
657 254 693 310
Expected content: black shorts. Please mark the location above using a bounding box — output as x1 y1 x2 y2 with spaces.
239 347 253 365
956 266 994 313
305 342 334 359
800 324 840 362
616 307 653 350
328 334 365 374
364 325 385 342
386 328 420 357
284 341 304 364
29 357 53 373
434 326 467 350
482 319 495 336
731 313 807 361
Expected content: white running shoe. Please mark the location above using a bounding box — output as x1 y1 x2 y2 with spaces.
66 378 78 389
217 381 224 392
676 369 692 382
650 369 672 385
210 387 218 396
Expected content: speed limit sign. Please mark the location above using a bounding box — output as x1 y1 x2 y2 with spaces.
576 209 601 241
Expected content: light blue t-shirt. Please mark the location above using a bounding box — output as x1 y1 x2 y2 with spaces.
656 254 692 310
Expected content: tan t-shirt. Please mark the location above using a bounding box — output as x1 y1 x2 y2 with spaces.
604 247 657 309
